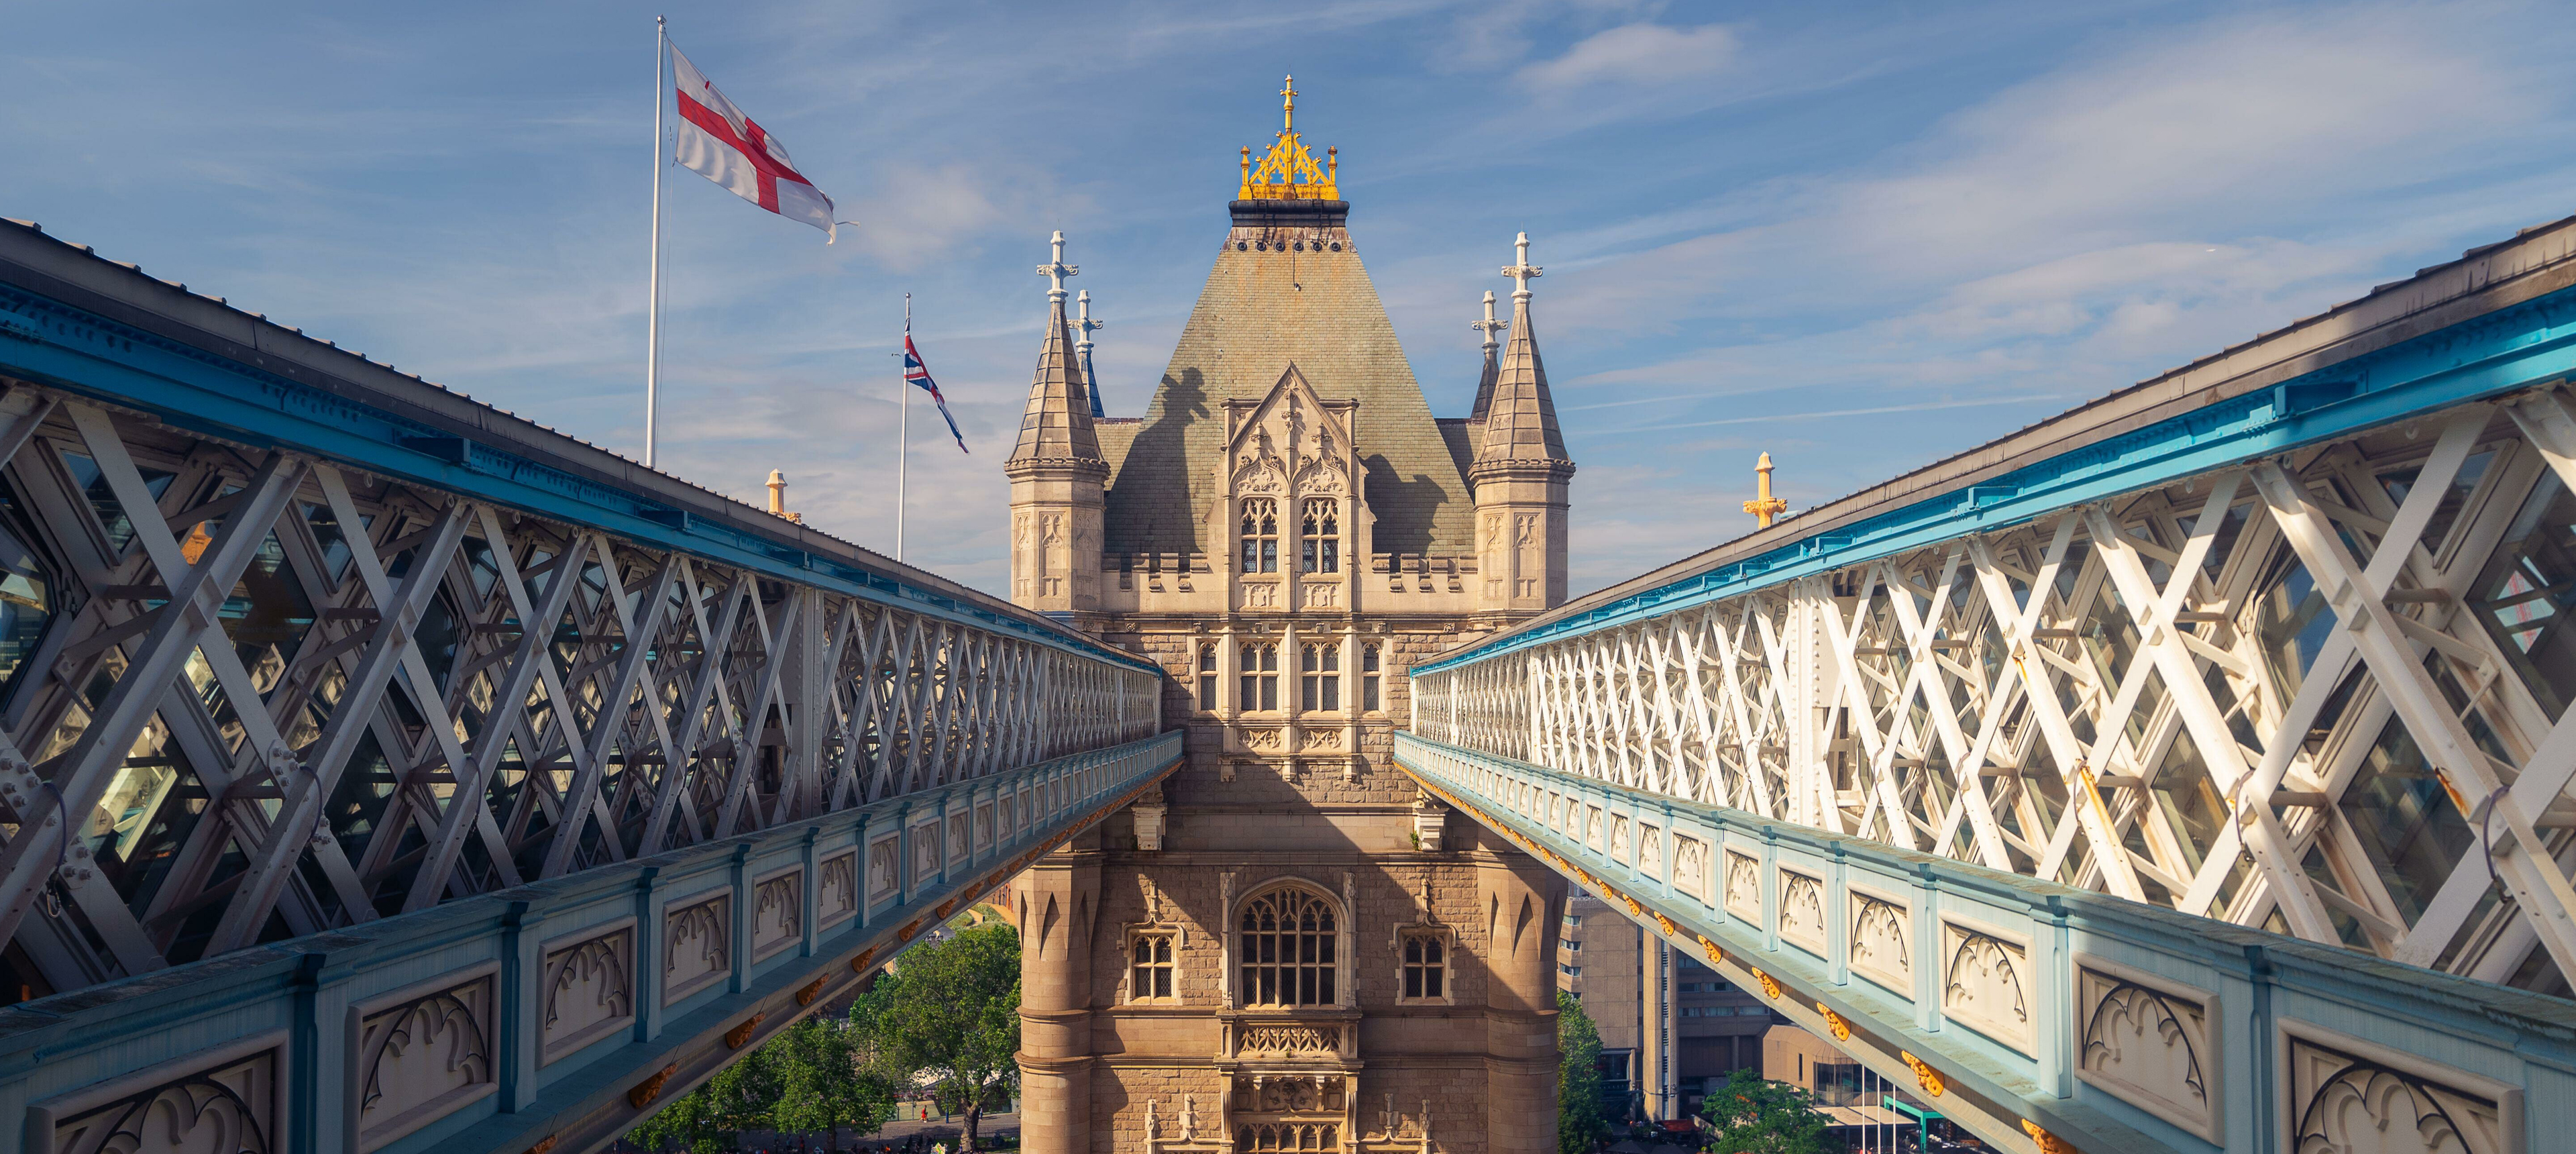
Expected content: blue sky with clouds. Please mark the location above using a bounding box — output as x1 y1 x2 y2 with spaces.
7 1 2575 596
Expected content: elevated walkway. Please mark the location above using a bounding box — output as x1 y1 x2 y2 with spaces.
0 218 1176 1153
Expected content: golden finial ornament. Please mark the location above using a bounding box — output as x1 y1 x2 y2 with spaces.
1240 74 1339 200
1743 452 1788 528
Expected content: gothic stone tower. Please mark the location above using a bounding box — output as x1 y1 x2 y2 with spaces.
1007 79 1574 1154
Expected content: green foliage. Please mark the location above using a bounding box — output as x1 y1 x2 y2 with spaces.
625 1039 782 1154
851 923 1024 1153
1700 1068 1833 1154
1556 991 1609 1154
771 1016 901 1152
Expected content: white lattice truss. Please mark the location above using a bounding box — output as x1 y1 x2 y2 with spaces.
1416 386 2576 995
0 390 1158 991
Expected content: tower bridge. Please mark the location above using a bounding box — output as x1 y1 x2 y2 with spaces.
0 80 2573 1154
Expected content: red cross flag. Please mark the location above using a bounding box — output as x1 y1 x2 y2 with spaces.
669 44 838 240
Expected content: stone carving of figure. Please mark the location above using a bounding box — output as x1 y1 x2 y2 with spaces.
1383 1094 1398 1137
1179 1094 1197 1142
1144 1098 1161 1141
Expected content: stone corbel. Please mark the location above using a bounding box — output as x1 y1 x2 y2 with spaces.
1411 790 1447 852
1132 800 1168 851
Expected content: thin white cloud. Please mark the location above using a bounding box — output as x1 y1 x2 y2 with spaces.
1517 22 1739 95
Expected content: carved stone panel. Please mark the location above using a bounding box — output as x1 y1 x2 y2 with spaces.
1638 823 1663 878
350 967 498 1151
1777 868 1827 956
948 812 973 865
664 892 733 1004
819 849 859 927
2286 1026 2517 1154
1723 850 1762 923
867 835 900 902
1609 815 1631 860
1847 888 1913 996
1672 836 1707 900
38 1033 282 1154
541 922 636 1064
1939 918 2033 1054
2074 956 2217 1143
914 819 944 882
753 868 804 960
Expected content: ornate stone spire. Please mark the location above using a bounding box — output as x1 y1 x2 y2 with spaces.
1008 231 1104 468
1474 233 1570 470
1470 289 1507 423
1076 288 1106 419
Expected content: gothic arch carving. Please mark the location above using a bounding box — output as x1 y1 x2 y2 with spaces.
2076 959 2215 1141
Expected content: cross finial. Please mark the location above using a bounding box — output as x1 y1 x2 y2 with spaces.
1501 231 1543 301
1036 230 1079 304
1281 74 1298 135
1471 289 1507 350
1076 290 1103 342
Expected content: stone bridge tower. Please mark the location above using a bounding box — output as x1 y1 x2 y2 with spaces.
1008 78 1574 1154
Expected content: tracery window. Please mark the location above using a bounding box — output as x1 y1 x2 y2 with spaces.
1238 886 1337 1006
1300 643 1340 712
1129 931 1177 1002
1300 498 1340 573
1241 643 1279 712
1239 1124 1338 1151
1198 644 1218 711
1362 644 1381 713
1240 498 1279 574
1399 930 1447 1001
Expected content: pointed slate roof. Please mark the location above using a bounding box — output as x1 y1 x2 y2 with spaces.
1103 204 1473 556
1007 293 1104 468
1469 341 1501 425
1474 288 1570 468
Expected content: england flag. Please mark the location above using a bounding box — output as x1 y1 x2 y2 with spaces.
669 44 838 238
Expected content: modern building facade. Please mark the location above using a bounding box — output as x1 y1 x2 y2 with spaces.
1556 893 1774 1120
1004 82 1578 1154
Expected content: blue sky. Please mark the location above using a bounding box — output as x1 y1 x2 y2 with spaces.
7 1 2575 596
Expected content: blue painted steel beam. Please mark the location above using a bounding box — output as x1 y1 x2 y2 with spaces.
1415 280 2576 676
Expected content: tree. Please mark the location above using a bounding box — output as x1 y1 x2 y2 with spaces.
1556 991 1609 1154
1700 1068 1832 1154
625 1040 782 1153
771 1016 900 1153
851 923 1022 1152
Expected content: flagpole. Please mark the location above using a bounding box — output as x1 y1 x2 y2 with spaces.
644 15 667 469
897 293 911 564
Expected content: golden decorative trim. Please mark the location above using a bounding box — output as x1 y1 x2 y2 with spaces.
796 976 826 1006
1238 75 1338 200
1654 913 1676 937
1697 935 1724 965
851 947 877 973
629 1063 679 1108
725 1012 767 1050
1622 895 1642 918
935 898 957 919
2021 1120 2073 1153
1900 1051 1944 1098
1751 967 1782 1000
900 919 924 941
1815 1002 1849 1042
524 1138 558 1154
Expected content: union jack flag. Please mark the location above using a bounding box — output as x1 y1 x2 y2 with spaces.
904 328 968 454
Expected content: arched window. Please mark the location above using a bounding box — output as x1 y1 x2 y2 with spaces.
1238 886 1337 1006
1300 499 1340 573
1240 498 1279 574
1240 643 1279 712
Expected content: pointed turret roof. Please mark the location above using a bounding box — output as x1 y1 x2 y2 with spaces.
1007 231 1104 469
1475 233 1570 470
1469 289 1506 424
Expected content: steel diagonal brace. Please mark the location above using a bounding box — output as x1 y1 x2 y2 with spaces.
203 478 472 954
402 511 596 908
540 545 680 879
0 407 307 961
2253 459 2576 980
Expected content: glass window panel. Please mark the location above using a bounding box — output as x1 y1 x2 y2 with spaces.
2338 717 2475 928
2469 470 2576 718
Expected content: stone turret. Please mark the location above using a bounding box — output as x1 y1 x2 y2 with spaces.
1006 230 1108 613
1471 231 1574 611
